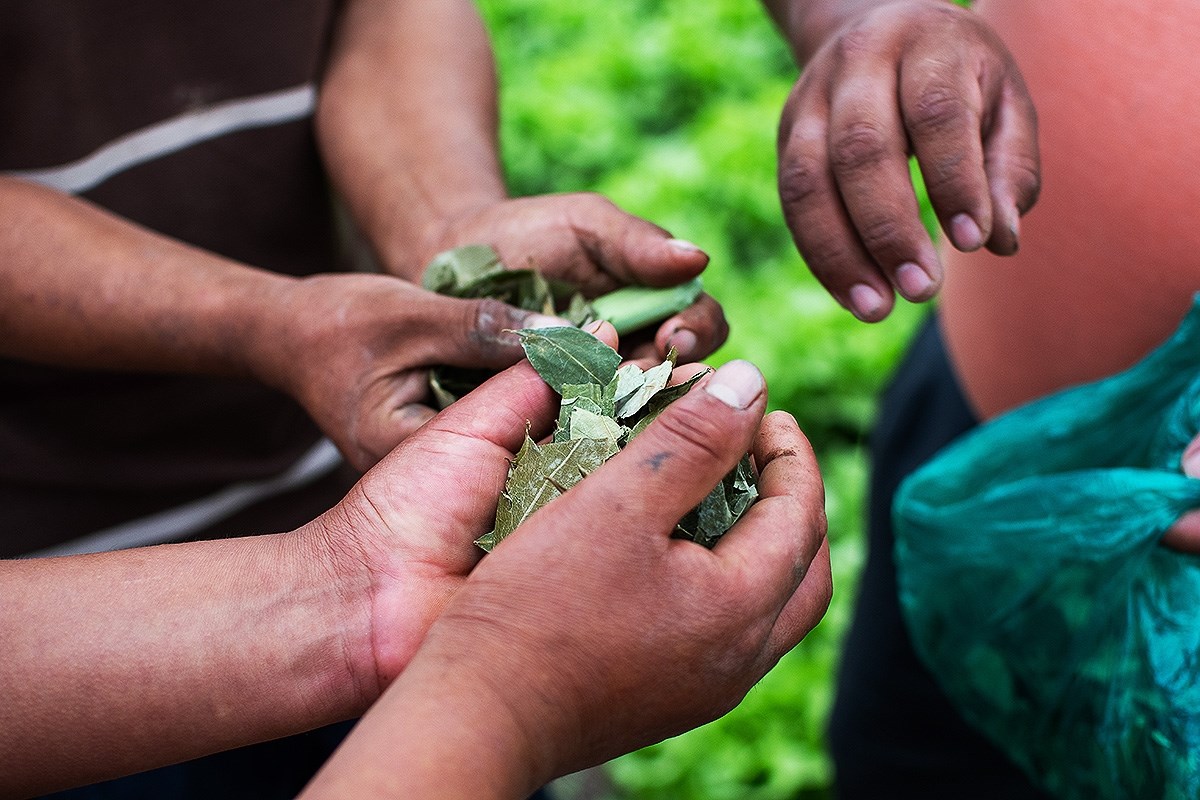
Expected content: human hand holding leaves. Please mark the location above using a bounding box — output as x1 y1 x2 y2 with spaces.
479 325 758 551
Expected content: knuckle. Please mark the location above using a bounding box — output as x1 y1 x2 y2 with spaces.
650 400 738 467
907 85 974 139
829 120 892 175
856 214 907 257
832 25 878 64
778 151 828 212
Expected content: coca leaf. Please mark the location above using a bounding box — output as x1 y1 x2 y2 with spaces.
422 244 504 294
478 435 619 551
567 408 625 444
614 357 674 420
675 454 759 548
516 327 621 395
556 381 617 442
626 369 709 440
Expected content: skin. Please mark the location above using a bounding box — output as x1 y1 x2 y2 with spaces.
762 0 1200 548
2 328 832 799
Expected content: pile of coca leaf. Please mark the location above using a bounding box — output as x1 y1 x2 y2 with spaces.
476 325 758 551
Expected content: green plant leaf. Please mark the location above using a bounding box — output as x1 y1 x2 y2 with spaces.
615 357 674 419
516 326 621 394
479 434 620 551
422 244 504 293
568 408 625 444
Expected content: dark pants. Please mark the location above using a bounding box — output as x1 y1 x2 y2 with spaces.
827 316 1050 799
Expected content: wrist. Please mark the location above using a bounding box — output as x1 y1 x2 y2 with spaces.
303 635 551 800
370 191 506 282
239 272 329 398
781 0 951 63
291 510 386 713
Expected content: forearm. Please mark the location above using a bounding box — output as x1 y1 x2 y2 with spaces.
316 0 508 280
0 177 295 380
762 0 952 63
0 525 375 798
300 644 544 800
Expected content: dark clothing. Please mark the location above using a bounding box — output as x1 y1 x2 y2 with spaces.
828 315 1050 799
0 0 344 554
3 2 365 795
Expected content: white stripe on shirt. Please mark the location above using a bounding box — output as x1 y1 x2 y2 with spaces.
9 83 317 194
24 437 344 558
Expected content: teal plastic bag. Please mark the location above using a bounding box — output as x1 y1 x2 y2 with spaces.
894 301 1200 799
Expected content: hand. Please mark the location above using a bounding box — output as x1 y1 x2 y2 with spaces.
298 321 598 689
776 0 1040 321
300 359 832 797
408 194 729 362
1164 433 1200 553
303 360 831 795
256 272 574 471
456 363 832 777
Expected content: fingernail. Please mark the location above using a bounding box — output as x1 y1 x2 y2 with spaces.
1182 437 1200 477
666 328 698 358
704 360 763 409
526 314 573 330
667 238 703 253
1008 208 1021 248
848 283 885 320
950 213 984 251
584 319 606 334
895 262 934 300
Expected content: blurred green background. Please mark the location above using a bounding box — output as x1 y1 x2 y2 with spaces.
475 1 931 797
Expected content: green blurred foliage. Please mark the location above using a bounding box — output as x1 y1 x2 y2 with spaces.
476 1 933 797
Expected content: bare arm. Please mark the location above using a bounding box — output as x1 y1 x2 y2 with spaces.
315 0 507 279
0 176 576 468
315 0 727 362
0 528 369 798
0 176 290 376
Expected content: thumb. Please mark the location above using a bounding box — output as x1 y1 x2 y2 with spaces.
550 360 767 542
558 195 710 288
410 294 571 371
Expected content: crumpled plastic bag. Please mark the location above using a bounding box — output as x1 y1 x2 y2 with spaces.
894 299 1200 800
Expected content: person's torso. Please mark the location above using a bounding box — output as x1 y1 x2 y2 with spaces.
0 0 346 554
939 0 1200 419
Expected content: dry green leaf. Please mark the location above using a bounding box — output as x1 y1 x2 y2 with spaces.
516 327 621 395
615 357 674 419
568 408 625 444
478 434 619 551
422 244 504 294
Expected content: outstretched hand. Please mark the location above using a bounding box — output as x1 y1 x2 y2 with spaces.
775 0 1040 321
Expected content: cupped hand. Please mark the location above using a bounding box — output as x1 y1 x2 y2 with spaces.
406 193 729 362
777 0 1040 321
300 322 623 695
407 359 832 784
